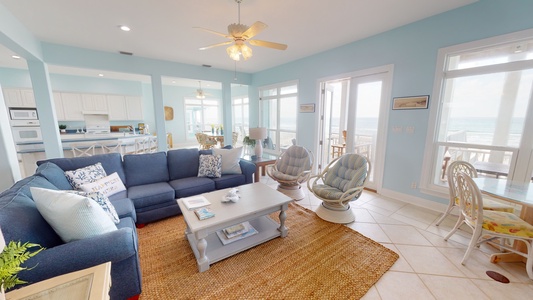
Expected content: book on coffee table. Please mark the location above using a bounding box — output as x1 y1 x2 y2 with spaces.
216 222 258 245
194 207 215 220
181 195 211 211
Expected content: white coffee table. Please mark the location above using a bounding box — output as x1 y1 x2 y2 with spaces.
177 182 292 272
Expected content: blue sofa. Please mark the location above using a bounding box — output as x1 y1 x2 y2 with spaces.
0 148 255 299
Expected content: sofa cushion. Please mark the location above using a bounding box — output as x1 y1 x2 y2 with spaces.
198 154 222 178
79 172 126 197
213 147 243 175
34 162 73 190
110 198 137 223
169 177 216 198
37 153 127 185
67 190 120 224
64 162 107 189
123 152 169 187
31 187 117 243
167 148 200 180
126 182 175 209
212 174 246 190
10 175 58 199
0 191 62 248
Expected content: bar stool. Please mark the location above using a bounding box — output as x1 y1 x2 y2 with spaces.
99 140 124 155
71 142 97 157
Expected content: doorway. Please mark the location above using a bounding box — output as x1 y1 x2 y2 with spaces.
317 66 392 191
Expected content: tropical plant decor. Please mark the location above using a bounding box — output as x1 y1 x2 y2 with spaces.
0 241 43 292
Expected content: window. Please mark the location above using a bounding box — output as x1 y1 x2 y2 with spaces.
185 98 221 140
422 29 533 196
259 81 298 153
232 96 249 147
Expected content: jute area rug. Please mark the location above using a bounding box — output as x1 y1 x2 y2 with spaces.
138 203 399 299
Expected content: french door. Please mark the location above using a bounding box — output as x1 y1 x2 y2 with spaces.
317 66 392 191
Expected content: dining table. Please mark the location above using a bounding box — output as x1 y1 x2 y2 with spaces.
472 177 533 263
204 132 225 147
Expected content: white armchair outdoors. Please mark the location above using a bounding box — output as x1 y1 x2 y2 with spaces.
307 153 371 224
266 144 313 200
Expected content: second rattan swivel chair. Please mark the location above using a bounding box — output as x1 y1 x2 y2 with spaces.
267 144 313 200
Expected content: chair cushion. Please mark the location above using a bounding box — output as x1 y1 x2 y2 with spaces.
312 184 345 200
483 210 533 238
126 182 175 209
324 154 368 192
270 170 300 181
453 197 514 213
276 145 311 176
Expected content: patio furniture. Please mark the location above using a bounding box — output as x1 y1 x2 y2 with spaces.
435 160 514 227
267 144 313 200
307 153 370 223
444 171 533 280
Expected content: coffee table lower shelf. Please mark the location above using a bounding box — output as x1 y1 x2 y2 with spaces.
185 215 282 271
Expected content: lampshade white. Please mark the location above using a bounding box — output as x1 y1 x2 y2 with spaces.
249 127 267 157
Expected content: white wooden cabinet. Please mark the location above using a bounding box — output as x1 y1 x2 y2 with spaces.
2 88 36 107
106 95 127 120
82 94 108 112
125 96 144 120
53 92 65 120
60 93 84 120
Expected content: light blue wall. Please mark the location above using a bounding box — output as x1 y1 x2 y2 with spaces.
251 0 533 204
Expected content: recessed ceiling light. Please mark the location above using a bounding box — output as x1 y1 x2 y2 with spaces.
11 55 21 59
119 25 131 32
98 73 104 77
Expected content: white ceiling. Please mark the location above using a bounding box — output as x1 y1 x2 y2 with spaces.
0 0 477 82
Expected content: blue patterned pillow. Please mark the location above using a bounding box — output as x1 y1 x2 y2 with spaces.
198 154 222 178
67 190 120 224
64 163 107 189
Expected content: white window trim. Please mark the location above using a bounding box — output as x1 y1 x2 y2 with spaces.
420 28 533 198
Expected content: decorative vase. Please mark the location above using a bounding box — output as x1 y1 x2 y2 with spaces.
211 128 214 134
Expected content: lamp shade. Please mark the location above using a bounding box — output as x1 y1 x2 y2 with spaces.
249 127 267 140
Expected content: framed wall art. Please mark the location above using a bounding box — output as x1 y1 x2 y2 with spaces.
299 103 315 113
392 95 429 110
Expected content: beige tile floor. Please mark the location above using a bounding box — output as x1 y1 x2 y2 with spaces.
260 175 533 299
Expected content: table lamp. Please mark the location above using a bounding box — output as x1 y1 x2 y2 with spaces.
249 127 267 158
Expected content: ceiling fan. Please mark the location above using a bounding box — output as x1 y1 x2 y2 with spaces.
195 0 288 61
195 81 209 99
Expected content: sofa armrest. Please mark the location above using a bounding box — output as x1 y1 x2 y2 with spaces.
18 227 137 285
239 159 256 184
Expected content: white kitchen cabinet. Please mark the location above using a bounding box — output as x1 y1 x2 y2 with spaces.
2 88 36 107
106 95 127 120
54 92 65 120
125 96 144 120
60 93 84 120
82 94 108 112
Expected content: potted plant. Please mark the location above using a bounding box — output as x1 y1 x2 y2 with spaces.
242 136 256 155
0 241 43 296
58 124 67 133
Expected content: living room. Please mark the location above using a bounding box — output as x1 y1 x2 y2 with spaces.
1 0 533 299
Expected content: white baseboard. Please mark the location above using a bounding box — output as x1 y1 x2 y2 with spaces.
378 188 448 214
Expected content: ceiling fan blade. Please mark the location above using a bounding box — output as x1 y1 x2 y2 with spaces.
194 27 232 39
249 39 288 50
242 21 268 39
199 41 233 50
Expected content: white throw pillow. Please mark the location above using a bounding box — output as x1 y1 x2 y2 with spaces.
64 163 107 189
30 187 117 243
213 147 243 175
68 190 120 224
198 154 222 178
79 172 126 198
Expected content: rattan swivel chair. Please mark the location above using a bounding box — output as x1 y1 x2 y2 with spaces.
267 145 313 200
307 153 370 223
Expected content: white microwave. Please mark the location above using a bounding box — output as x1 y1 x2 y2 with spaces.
9 108 38 121
11 126 42 143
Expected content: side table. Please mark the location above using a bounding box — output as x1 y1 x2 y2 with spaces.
242 153 279 182
6 262 111 300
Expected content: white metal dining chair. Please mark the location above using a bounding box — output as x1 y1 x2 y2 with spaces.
444 171 533 280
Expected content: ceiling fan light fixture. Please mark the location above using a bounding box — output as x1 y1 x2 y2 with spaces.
227 41 252 61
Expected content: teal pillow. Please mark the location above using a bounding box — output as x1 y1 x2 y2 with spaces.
30 187 117 243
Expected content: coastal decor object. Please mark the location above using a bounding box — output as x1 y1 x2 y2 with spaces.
248 127 267 158
164 106 174 120
392 95 429 110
